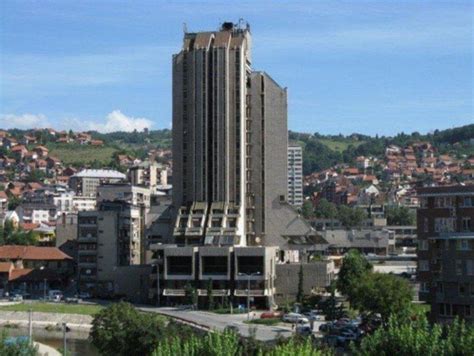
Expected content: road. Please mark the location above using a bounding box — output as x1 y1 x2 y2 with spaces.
140 307 324 341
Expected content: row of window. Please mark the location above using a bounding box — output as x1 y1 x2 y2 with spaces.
421 196 474 208
418 259 474 275
418 239 471 251
439 303 471 317
423 217 473 233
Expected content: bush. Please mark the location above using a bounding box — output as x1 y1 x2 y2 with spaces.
0 331 37 356
90 302 167 356
353 315 474 355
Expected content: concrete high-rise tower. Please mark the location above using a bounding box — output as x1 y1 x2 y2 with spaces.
171 22 314 248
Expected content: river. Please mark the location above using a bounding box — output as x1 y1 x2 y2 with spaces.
0 326 99 355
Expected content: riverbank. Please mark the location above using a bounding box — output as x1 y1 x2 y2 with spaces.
0 311 93 331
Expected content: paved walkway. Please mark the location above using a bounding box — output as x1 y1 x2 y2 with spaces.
34 341 62 356
140 307 324 341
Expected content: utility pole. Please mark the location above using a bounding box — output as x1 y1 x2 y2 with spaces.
62 323 67 356
28 308 32 345
43 279 47 300
156 261 160 307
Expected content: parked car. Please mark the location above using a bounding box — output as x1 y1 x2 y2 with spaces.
304 311 322 321
295 325 313 336
260 311 282 319
77 292 91 299
9 294 23 302
48 290 63 302
282 313 309 324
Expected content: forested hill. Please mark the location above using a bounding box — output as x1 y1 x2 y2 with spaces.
290 124 474 175
3 124 473 174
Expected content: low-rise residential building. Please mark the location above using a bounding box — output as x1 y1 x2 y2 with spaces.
69 169 126 197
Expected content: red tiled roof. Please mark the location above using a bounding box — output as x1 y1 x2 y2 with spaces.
9 268 61 282
0 262 13 273
0 246 72 261
9 268 32 280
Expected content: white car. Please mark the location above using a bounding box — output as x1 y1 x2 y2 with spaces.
282 313 309 324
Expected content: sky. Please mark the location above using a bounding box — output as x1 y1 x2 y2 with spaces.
0 0 472 136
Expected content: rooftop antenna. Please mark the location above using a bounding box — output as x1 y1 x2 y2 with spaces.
183 22 188 34
238 18 244 30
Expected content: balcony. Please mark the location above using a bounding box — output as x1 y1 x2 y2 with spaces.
234 289 269 297
78 250 97 255
163 289 186 296
197 289 230 297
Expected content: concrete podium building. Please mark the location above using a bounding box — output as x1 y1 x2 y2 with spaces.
151 22 332 308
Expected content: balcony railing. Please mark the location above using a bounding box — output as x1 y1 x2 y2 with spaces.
163 289 186 296
197 289 230 297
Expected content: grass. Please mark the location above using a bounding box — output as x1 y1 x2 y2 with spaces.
243 318 281 326
47 144 118 165
317 138 365 153
0 302 104 316
212 308 247 315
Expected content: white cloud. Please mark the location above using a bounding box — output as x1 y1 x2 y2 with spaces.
87 110 152 133
0 113 50 129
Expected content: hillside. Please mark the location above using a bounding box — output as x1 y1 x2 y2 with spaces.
291 124 474 174
2 125 473 173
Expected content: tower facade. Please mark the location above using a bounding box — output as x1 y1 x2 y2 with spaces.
172 22 312 248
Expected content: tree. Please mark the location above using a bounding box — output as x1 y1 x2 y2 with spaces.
206 278 215 310
337 206 367 229
314 199 338 220
296 264 304 303
90 302 167 356
184 282 197 308
336 249 372 304
351 273 413 321
385 206 416 226
301 200 314 219
353 314 474 356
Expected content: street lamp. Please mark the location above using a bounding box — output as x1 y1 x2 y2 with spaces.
238 271 261 321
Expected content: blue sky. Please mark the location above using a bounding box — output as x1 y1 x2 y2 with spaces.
0 1 472 135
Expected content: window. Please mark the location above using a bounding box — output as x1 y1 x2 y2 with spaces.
467 260 474 276
419 240 429 251
420 282 429 293
456 260 463 275
461 196 474 207
434 218 455 233
459 284 467 296
424 218 429 233
419 260 429 271
456 240 470 251
439 303 452 316
437 282 444 293
466 305 471 317
462 218 471 232
435 197 453 208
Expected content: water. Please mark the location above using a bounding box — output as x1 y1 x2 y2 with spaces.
0 327 100 356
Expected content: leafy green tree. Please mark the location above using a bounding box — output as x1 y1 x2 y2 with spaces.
206 278 215 311
353 315 474 356
301 200 314 219
184 282 197 308
337 249 372 304
337 205 367 228
7 195 22 210
352 273 413 321
296 264 304 303
314 199 338 220
385 206 416 226
90 302 167 356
